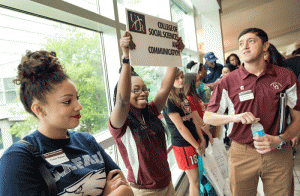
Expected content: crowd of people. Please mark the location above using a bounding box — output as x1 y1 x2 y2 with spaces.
0 27 299 196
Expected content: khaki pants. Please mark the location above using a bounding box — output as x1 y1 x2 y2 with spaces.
229 141 294 196
130 181 175 196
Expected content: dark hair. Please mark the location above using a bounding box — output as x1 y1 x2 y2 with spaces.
292 48 300 56
186 61 204 73
267 43 286 67
186 61 197 69
183 73 199 102
238 28 268 43
113 66 139 106
198 63 204 72
13 50 69 117
225 53 241 66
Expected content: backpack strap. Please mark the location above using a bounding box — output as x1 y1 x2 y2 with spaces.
19 140 58 195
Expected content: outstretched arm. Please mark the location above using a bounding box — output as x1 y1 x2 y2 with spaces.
110 32 135 129
153 37 185 113
203 111 260 126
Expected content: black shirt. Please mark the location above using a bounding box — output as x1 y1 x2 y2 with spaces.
163 99 199 147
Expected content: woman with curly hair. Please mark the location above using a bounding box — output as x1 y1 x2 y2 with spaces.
0 50 133 196
225 53 241 71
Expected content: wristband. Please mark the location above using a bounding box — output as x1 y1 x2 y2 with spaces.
123 58 129 64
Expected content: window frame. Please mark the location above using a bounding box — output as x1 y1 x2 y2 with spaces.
0 0 199 189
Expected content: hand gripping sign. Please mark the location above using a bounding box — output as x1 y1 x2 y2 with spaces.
126 8 182 67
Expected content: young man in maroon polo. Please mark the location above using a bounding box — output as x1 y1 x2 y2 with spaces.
203 28 300 195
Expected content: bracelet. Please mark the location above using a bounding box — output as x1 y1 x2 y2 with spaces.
123 58 130 64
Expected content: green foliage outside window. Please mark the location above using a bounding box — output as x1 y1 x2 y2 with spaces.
10 27 109 136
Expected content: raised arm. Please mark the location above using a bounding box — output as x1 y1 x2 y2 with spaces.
110 32 135 128
153 38 185 113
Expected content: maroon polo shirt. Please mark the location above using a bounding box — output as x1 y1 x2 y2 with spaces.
109 101 171 189
206 62 300 147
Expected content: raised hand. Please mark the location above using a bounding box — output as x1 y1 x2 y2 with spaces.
120 32 136 57
176 37 185 51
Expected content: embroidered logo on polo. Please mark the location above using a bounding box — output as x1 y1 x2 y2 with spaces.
128 11 146 34
270 82 282 90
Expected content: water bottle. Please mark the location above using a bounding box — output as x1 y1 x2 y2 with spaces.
251 122 265 137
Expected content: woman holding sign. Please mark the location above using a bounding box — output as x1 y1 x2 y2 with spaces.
109 32 184 196
163 68 206 196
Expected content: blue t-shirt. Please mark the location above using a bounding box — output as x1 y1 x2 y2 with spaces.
0 130 119 196
202 63 223 84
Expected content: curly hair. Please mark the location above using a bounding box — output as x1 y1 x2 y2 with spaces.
13 50 69 117
225 53 241 66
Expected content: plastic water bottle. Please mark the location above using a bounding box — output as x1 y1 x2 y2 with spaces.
251 122 265 137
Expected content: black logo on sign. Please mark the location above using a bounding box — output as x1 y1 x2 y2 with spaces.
128 11 146 34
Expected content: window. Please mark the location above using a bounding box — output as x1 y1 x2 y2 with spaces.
0 92 4 106
0 129 3 150
3 78 16 91
62 0 115 20
171 0 197 52
0 7 109 149
5 91 17 104
0 0 199 189
117 0 171 24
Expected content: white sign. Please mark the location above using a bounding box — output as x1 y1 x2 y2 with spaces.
126 9 182 67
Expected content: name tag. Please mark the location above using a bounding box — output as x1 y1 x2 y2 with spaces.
43 149 69 165
239 90 254 102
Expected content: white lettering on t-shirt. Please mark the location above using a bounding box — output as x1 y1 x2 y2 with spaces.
53 170 61 181
97 151 104 164
92 154 101 164
53 152 104 180
61 164 78 176
83 155 97 167
71 157 84 169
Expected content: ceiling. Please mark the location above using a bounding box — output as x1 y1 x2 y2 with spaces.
220 0 300 56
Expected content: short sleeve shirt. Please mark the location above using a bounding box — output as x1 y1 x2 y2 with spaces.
206 62 300 147
0 130 119 196
163 98 200 147
186 95 205 119
109 101 171 189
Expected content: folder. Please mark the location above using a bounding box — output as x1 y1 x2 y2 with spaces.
278 93 289 135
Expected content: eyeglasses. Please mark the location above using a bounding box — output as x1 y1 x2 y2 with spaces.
131 88 150 94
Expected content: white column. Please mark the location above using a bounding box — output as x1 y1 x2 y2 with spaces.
201 10 225 65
